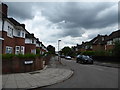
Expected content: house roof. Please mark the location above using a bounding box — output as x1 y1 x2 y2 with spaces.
25 33 35 39
90 34 108 45
107 30 120 40
7 18 25 29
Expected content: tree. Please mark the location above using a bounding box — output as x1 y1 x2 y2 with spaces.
47 45 55 54
61 47 72 56
112 41 120 56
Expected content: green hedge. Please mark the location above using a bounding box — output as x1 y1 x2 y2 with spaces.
2 53 44 60
81 51 113 56
2 54 15 60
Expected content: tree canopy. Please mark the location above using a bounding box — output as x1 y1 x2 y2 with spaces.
47 45 55 54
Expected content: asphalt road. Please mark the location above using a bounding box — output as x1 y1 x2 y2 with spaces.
43 58 118 88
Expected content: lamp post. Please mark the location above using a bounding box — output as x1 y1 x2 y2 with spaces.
58 40 61 63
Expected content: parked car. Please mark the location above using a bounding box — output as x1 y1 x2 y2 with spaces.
76 55 93 64
60 55 65 58
65 56 72 60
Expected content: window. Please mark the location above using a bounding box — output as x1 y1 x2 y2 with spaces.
22 32 24 37
107 41 113 45
32 39 34 44
15 46 20 54
17 31 21 37
21 46 25 54
31 49 36 54
7 26 13 37
6 46 12 54
102 37 104 41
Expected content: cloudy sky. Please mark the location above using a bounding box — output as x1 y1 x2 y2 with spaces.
4 1 118 51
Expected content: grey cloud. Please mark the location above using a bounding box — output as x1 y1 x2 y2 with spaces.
5 2 35 20
41 2 117 29
4 2 118 40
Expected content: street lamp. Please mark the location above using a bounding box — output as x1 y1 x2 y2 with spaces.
58 40 61 63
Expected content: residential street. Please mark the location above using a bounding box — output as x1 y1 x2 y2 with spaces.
42 57 118 88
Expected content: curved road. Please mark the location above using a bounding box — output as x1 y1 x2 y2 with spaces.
42 57 118 88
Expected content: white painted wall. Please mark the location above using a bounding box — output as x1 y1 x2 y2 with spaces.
4 20 14 32
25 38 32 43
25 38 36 44
0 19 2 31
2 19 25 38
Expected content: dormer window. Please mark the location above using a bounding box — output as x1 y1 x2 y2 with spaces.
22 32 24 37
32 39 34 44
17 31 21 37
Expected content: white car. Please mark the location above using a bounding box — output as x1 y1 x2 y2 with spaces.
65 56 72 60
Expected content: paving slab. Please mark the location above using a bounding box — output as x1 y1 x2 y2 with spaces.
2 68 73 89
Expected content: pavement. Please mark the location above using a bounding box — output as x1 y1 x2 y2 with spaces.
94 61 120 68
2 57 73 89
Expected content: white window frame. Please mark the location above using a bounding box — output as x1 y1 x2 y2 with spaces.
22 31 24 38
21 46 25 54
15 46 20 54
17 31 21 37
6 46 12 54
7 26 13 38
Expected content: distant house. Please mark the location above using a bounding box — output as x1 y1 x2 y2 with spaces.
90 34 108 51
41 43 48 55
105 30 120 51
25 33 36 54
76 34 108 52
36 38 42 54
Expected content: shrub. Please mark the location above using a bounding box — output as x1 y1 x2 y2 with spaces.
81 50 112 56
36 48 40 54
81 51 95 56
112 41 120 56
15 54 36 59
2 54 15 60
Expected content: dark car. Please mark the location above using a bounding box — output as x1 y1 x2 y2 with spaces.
76 55 93 64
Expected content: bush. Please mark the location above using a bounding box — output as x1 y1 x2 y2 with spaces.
81 51 95 56
112 41 120 56
15 54 36 59
81 50 112 56
2 54 15 60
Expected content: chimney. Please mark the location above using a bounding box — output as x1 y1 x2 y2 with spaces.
21 24 25 29
82 41 84 44
1 3 8 18
31 33 34 37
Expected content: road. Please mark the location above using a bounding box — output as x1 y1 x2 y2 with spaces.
43 57 118 88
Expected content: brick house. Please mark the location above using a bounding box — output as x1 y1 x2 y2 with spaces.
90 34 108 51
36 38 42 54
0 3 47 55
0 3 26 54
76 34 108 52
105 30 120 51
25 32 36 54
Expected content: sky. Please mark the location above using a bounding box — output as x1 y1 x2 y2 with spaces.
4 1 118 51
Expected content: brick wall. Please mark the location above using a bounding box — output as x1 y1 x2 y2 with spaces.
1 31 25 54
2 57 45 74
25 44 36 54
105 45 114 51
92 45 105 51
1 31 15 54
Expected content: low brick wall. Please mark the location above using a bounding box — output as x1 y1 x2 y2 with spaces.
2 55 51 74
